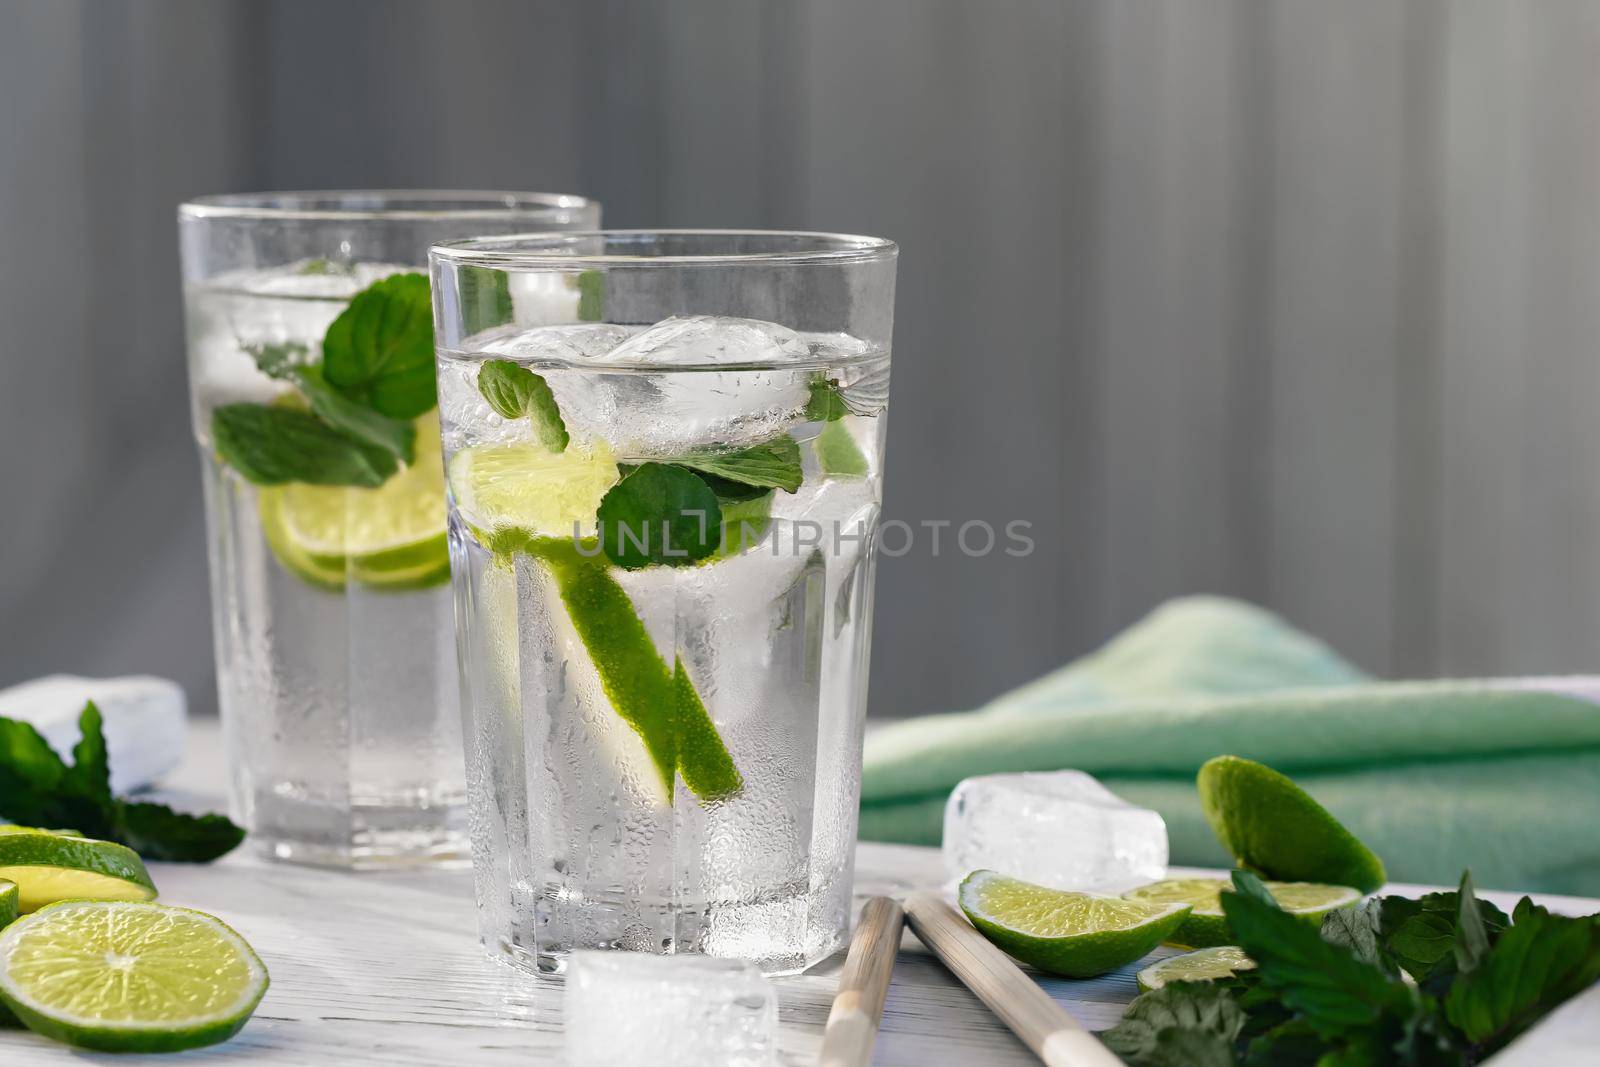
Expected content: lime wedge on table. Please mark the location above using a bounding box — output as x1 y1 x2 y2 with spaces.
0 881 16 929
0 901 268 1052
0 832 156 913
1122 878 1360 948
1136 945 1256 992
958 870 1191 978
1198 755 1387 892
259 410 451 591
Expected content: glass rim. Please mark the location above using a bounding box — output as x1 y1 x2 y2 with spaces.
430 229 899 268
178 189 595 223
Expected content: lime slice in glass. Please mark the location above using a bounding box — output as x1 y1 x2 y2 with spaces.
1136 945 1256 992
1198 756 1387 892
1123 878 1361 948
957 870 1191 978
0 832 156 913
258 410 451 591
0 900 268 1052
447 439 618 539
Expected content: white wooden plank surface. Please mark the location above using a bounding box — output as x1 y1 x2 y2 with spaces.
2 720 1594 1065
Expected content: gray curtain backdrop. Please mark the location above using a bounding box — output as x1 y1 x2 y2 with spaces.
3 0 1598 719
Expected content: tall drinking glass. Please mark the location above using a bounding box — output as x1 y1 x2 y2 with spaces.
178 191 600 868
431 231 897 974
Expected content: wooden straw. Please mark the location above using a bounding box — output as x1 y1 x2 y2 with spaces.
818 896 906 1067
903 892 1125 1067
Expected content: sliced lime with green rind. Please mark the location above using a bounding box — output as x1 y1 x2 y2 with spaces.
1123 878 1361 948
958 870 1191 978
1136 945 1256 992
0 881 16 929
1198 756 1387 893
260 410 452 591
0 832 157 913
674 657 742 799
0 900 268 1053
816 420 869 477
447 440 618 537
714 489 774 558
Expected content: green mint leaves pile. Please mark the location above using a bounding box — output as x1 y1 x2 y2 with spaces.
212 273 435 487
1103 871 1600 1066
0 704 244 863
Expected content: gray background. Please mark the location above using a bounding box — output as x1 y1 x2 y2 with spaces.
3 0 1598 719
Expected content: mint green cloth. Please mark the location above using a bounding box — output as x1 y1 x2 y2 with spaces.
860 597 1600 895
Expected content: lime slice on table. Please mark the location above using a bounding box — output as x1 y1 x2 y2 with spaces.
0 881 16 928
957 870 1191 978
450 443 741 803
259 410 452 591
1136 945 1256 992
0 832 156 913
1198 755 1387 892
0 900 268 1052
1122 878 1361 949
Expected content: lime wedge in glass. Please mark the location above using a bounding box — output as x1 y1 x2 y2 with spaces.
259 410 452 591
0 900 268 1052
447 439 619 539
958 870 1191 978
1136 945 1256 992
0 832 156 913
1198 755 1387 892
1123 878 1361 948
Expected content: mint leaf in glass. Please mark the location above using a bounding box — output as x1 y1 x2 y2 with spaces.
212 404 397 487
458 264 513 334
293 366 416 464
476 359 569 452
596 463 723 569
805 376 850 422
674 436 803 493
576 269 604 322
322 272 436 419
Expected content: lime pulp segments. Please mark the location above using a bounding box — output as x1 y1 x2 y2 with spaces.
958 870 1191 979
1122 878 1362 948
0 901 268 1053
1136 945 1256 992
0 832 156 913
1197 755 1387 892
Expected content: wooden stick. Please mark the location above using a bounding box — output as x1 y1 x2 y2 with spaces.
903 892 1124 1067
818 896 906 1067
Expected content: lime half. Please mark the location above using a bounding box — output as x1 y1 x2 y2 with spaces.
259 410 451 591
0 832 156 913
958 870 1191 978
1137 945 1256 992
1198 756 1387 892
1123 878 1360 948
0 900 268 1052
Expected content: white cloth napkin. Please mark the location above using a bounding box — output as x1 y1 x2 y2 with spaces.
0 675 187 794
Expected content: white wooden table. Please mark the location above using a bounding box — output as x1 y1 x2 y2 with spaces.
4 722 1595 1065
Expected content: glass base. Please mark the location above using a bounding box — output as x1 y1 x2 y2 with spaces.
247 792 470 870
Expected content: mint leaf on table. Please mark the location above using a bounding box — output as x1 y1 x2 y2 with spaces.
212 403 397 487
596 463 723 569
116 802 245 863
1452 872 1492 975
1381 885 1509 984
1321 900 1387 971
0 705 244 863
1231 869 1282 911
1444 897 1600 1051
322 272 437 419
476 359 569 451
1102 982 1245 1066
1221 878 1415 1039
673 436 804 494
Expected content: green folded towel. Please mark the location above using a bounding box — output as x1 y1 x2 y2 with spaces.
860 596 1600 895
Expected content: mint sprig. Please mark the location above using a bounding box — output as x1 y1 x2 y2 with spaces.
0 704 244 863
214 272 435 488
674 436 803 494
1103 867 1600 1066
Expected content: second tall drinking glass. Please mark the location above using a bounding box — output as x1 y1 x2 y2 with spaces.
431 231 897 974
178 191 600 868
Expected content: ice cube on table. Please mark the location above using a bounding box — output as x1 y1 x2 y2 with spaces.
942 771 1167 891
0 675 187 793
564 951 777 1067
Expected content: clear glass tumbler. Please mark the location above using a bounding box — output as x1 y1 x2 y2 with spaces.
431 231 897 974
178 191 600 868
